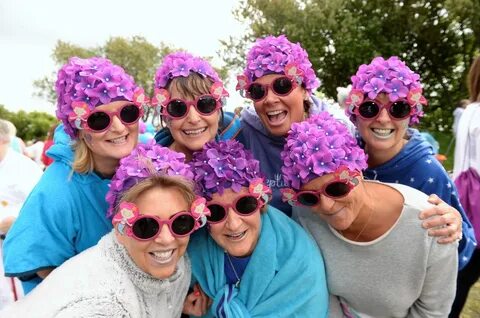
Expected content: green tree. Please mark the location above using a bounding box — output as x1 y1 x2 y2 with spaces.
0 105 56 141
221 0 480 131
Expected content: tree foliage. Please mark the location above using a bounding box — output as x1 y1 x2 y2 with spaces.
0 105 57 141
221 0 480 130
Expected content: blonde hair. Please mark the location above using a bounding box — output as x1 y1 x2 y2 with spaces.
468 55 480 102
72 138 95 174
116 175 196 214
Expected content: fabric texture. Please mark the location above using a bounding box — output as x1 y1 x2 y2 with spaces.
363 128 476 269
294 182 458 318
239 96 354 216
2 125 112 292
154 111 242 147
0 148 43 221
0 232 190 318
188 206 329 318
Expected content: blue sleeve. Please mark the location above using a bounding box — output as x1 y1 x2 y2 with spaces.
417 161 476 270
219 111 242 141
2 164 78 279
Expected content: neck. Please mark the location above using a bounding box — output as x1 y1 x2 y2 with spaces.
92 153 119 178
366 138 407 167
170 142 193 162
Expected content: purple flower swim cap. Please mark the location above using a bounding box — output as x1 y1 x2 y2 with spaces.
281 112 368 190
237 34 320 94
55 56 147 138
106 140 194 218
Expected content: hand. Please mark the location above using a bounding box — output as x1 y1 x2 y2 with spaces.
419 194 462 244
182 284 212 316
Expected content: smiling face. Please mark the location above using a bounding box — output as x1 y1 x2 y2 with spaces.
80 100 139 173
167 84 220 159
116 186 190 279
355 93 409 164
208 187 261 257
252 74 307 137
302 174 362 231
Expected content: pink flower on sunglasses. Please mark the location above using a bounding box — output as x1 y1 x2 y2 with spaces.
210 82 229 99
249 178 272 204
68 101 90 130
152 88 170 106
407 88 427 106
280 188 298 206
190 197 211 228
133 87 149 107
113 202 139 236
236 74 248 91
284 63 304 85
345 89 364 107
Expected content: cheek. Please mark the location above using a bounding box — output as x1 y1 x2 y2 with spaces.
84 133 93 144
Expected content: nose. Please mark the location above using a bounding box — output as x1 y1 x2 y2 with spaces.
317 194 336 211
154 224 176 244
224 207 243 230
262 85 279 105
375 107 391 123
109 114 127 132
185 105 201 124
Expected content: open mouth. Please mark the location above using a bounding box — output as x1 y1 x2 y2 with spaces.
266 110 287 124
371 128 394 139
182 127 207 136
224 230 247 241
149 249 175 264
107 135 128 144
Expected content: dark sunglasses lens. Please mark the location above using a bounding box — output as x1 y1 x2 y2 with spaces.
389 101 411 119
297 193 320 206
171 214 195 236
120 105 140 123
166 100 188 117
87 112 110 131
235 196 258 215
132 217 159 239
197 96 218 115
272 77 293 95
206 204 227 222
248 84 266 100
358 102 379 118
325 182 350 197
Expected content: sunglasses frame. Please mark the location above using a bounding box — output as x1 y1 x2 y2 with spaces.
354 99 413 121
83 104 143 133
161 94 221 119
206 194 264 224
246 76 298 102
128 212 197 241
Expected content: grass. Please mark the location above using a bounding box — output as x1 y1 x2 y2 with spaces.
461 281 480 317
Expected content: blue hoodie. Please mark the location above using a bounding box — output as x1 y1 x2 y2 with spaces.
240 97 353 216
2 125 112 293
363 128 476 270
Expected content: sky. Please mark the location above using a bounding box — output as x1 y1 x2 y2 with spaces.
0 0 247 115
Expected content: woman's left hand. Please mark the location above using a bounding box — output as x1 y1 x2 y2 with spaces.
182 284 212 316
418 194 462 244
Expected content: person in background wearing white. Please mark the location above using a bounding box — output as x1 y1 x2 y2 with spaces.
452 99 469 136
0 119 43 309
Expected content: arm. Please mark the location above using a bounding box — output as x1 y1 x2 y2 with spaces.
407 239 458 317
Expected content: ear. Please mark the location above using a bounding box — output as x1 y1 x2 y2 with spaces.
114 227 126 246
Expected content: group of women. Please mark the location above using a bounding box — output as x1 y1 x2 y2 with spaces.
0 34 476 317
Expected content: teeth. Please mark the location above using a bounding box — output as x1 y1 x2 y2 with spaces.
372 128 394 138
226 231 246 239
150 250 174 263
183 128 206 135
109 136 127 144
267 110 284 116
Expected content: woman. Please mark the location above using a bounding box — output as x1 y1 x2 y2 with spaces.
281 112 458 317
185 140 329 317
153 51 240 161
0 142 207 317
450 55 480 317
344 56 476 269
2 56 148 292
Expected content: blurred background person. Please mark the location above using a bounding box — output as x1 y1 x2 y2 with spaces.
41 123 58 168
336 84 352 110
451 55 480 318
0 119 43 309
452 99 469 136
3 120 26 155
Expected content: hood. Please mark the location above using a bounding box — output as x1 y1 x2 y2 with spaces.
45 124 74 166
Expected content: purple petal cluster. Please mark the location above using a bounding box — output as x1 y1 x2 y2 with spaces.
191 140 263 198
281 112 368 190
154 51 222 89
55 57 140 138
105 140 194 218
348 56 424 125
243 34 320 93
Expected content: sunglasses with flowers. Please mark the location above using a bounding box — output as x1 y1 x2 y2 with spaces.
281 167 361 207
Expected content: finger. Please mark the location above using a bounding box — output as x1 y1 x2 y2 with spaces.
421 214 457 229
419 205 448 220
437 236 458 244
426 193 441 204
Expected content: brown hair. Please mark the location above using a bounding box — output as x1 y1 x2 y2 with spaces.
468 55 480 102
117 175 196 214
